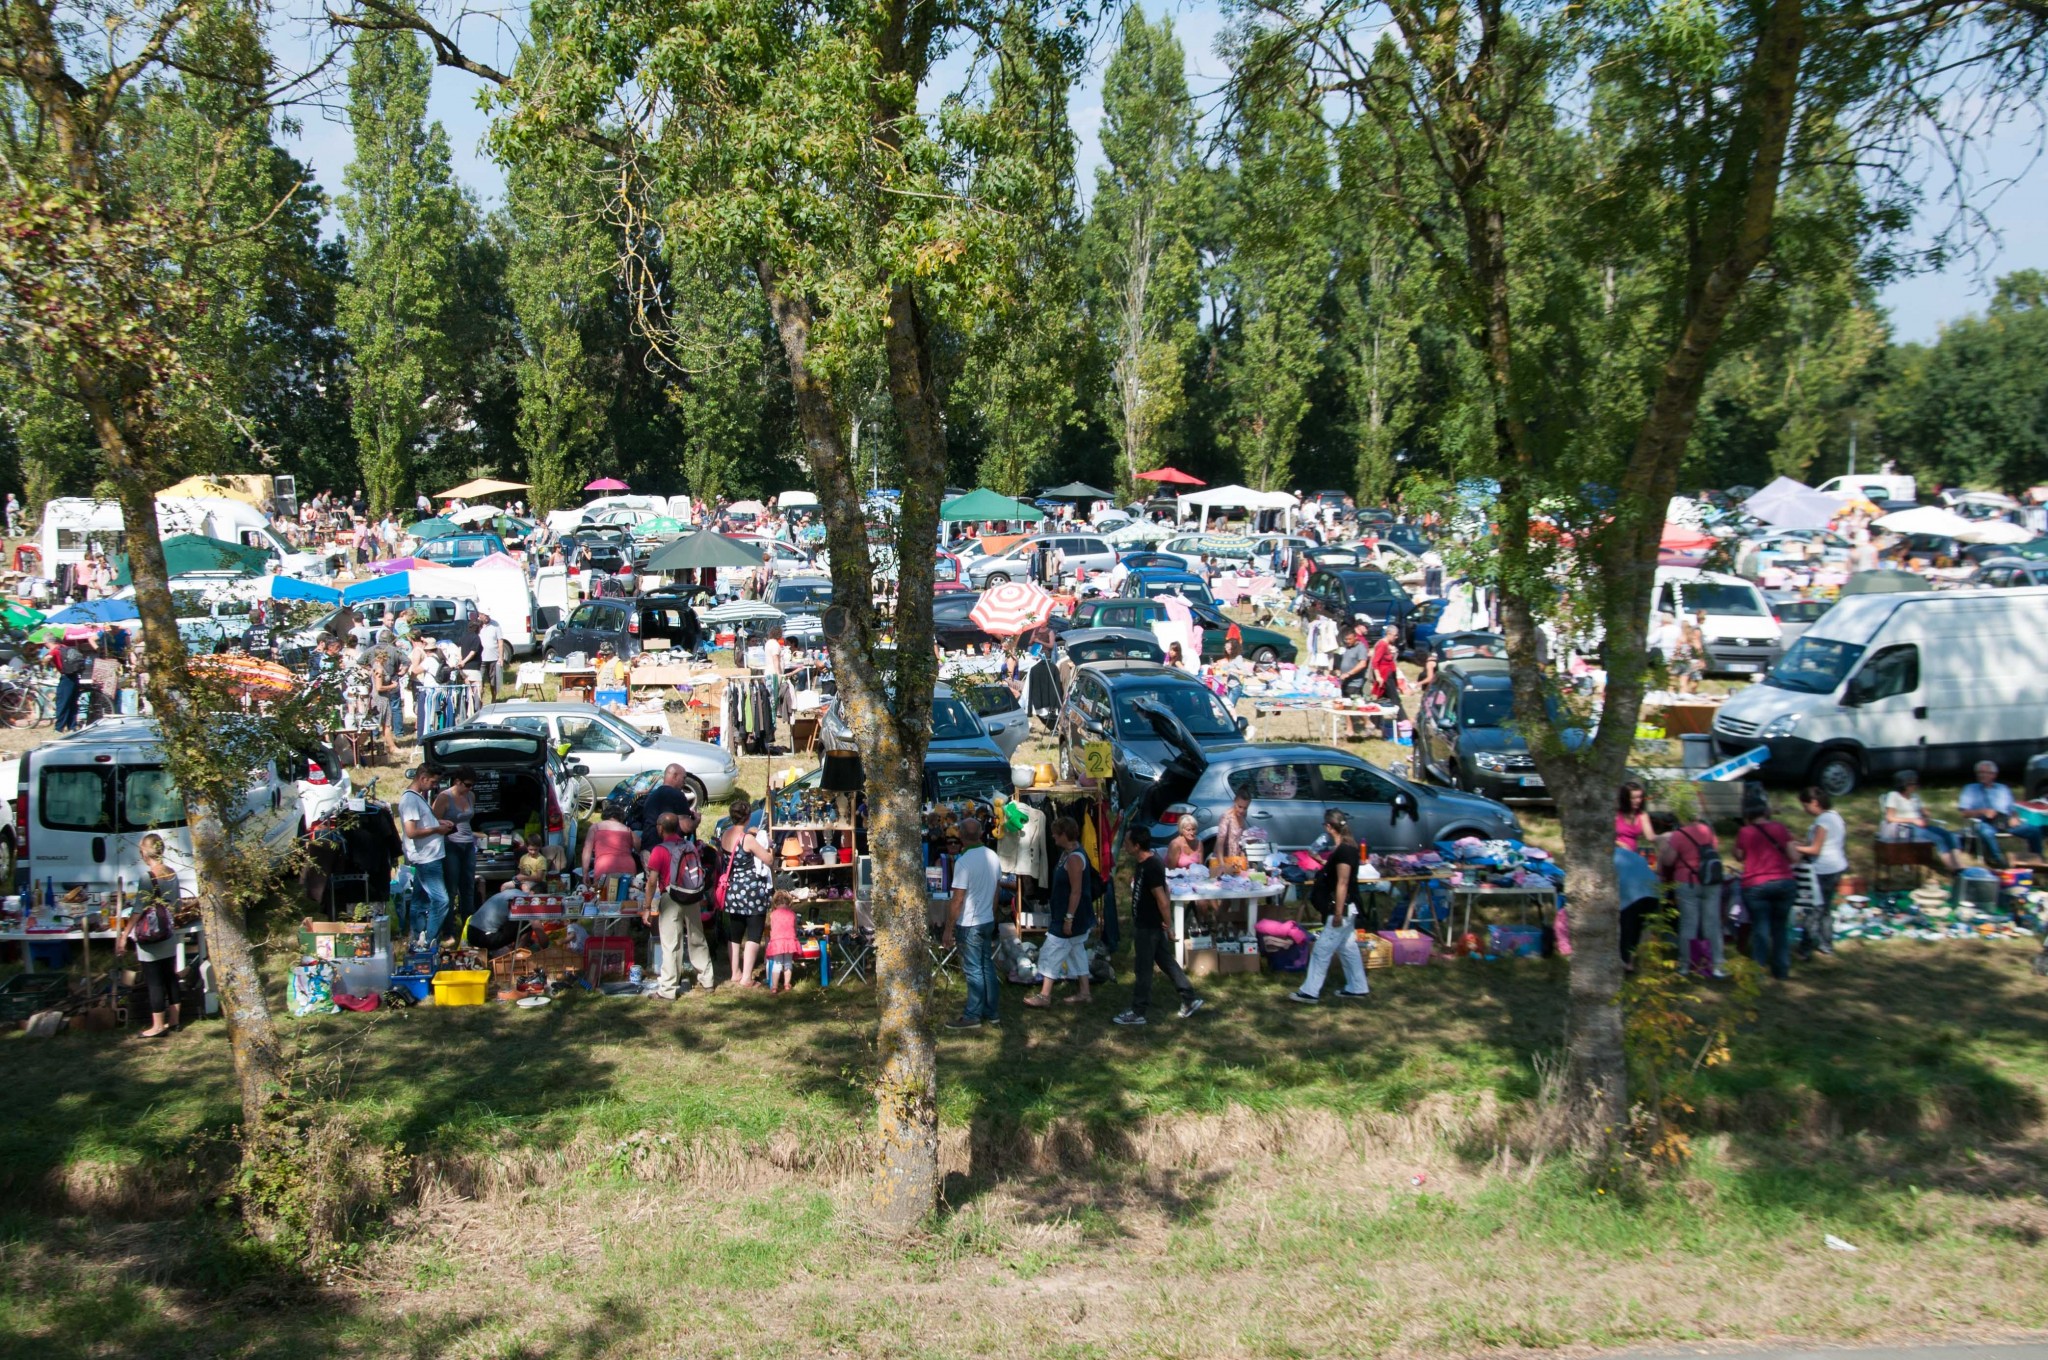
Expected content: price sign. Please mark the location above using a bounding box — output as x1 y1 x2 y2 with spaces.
1082 741 1114 781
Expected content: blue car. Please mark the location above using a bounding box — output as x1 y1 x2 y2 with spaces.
415 533 507 569
1118 567 1216 606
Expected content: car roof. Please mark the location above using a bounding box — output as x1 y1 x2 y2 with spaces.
1199 741 1370 769
1328 567 1395 582
775 574 832 587
1083 661 1199 686
1061 627 1161 645
1130 566 1201 580
476 700 612 717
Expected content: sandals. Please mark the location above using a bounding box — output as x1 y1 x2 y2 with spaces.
1023 995 1051 1009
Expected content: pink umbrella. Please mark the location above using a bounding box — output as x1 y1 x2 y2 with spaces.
970 580 1055 636
584 477 629 492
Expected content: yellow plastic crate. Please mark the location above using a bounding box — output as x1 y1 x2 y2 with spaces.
431 969 490 1007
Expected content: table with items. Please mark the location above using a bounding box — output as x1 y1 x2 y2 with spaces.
1164 867 1288 968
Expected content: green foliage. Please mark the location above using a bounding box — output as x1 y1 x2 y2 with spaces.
337 27 471 514
503 149 609 513
1881 271 2048 492
1621 925 1761 1169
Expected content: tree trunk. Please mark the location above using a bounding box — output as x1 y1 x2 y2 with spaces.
759 267 941 1235
91 402 288 1127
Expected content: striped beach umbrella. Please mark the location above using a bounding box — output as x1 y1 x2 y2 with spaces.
969 580 1054 637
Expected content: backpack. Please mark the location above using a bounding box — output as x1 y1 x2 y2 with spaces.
1682 826 1726 887
671 838 706 895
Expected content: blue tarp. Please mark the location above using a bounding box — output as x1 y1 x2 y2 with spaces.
46 598 140 625
269 575 340 604
341 572 425 604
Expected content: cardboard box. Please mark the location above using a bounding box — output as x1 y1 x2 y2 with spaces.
1216 951 1261 975
1184 948 1220 977
298 920 379 961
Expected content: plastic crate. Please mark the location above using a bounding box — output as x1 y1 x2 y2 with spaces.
431 970 489 1007
0 973 69 1022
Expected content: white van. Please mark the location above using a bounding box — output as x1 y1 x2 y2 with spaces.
1711 587 2048 795
1652 568 1783 676
19 718 346 896
1814 473 1917 507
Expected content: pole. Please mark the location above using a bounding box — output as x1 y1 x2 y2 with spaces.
1847 418 1858 477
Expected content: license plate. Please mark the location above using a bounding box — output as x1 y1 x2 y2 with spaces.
1519 775 1546 788
1726 663 1756 673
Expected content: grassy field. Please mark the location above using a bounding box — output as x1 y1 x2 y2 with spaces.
4 928 2046 1360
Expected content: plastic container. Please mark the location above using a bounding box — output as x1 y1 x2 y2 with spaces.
431 969 490 1007
391 969 434 1002
1679 733 1713 772
332 954 391 998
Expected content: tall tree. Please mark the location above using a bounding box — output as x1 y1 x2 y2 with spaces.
1239 0 2048 1151
1215 40 1331 492
0 0 316 1165
1884 270 2048 492
503 149 608 512
345 0 1084 1232
337 27 466 515
1332 120 1426 503
1085 8 1202 492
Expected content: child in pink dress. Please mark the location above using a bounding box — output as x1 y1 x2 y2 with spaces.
765 892 799 993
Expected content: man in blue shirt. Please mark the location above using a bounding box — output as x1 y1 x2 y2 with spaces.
1958 762 2044 864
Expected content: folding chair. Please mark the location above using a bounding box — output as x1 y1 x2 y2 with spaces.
833 932 873 984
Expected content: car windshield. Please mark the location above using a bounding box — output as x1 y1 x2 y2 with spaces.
930 764 1009 803
773 582 834 609
1675 582 1765 616
1114 683 1237 738
597 714 654 747
171 591 209 616
1765 636 1865 694
931 698 981 741
1343 575 1397 600
1775 601 1829 622
567 603 627 629
1459 689 1518 726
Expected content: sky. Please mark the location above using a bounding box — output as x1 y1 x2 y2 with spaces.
282 0 2045 345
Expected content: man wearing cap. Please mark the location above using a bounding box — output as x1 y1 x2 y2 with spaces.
398 765 455 949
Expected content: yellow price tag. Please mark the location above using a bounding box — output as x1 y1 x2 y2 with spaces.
1082 741 1114 781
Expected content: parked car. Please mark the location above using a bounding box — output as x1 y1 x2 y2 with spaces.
414 533 507 569
169 585 256 650
965 533 1118 587
1974 558 2048 589
1157 533 1256 573
1301 568 1416 637
1115 551 1187 574
1766 594 1832 649
1417 629 1508 674
542 590 705 661
820 681 1005 760
1961 538 2048 567
1118 567 1216 606
470 700 739 803
1068 596 1296 663
1376 524 1432 556
728 535 820 579
771 750 1014 833
1149 730 1522 854
565 527 633 574
1301 545 1363 571
932 591 1000 651
1056 627 1167 667
951 680 1029 758
419 724 582 868
1411 659 1572 802
933 550 970 593
1054 661 1249 806
768 575 836 614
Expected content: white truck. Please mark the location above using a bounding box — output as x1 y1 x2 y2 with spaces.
1652 567 1783 677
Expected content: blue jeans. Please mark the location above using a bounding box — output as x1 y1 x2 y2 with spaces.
409 859 451 947
52 672 81 731
1969 818 2044 865
957 922 998 1022
1302 911 1368 997
441 840 477 926
1746 878 1798 980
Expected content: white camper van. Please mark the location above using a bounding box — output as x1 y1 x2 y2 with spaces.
1813 473 1917 507
1711 587 2048 795
19 718 347 896
1652 568 1783 676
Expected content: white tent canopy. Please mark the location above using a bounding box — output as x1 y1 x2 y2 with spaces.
1875 505 1976 538
1742 476 1842 531
1175 484 1300 530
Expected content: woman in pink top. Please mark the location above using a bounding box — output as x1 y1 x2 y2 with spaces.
1614 782 1654 854
1735 802 1799 981
582 813 641 881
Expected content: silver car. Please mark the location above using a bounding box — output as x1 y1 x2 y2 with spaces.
965 533 1119 587
470 700 739 805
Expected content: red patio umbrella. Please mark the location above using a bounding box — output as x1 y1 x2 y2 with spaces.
1134 467 1205 486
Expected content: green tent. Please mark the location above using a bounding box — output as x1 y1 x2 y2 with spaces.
1 601 43 630
1039 482 1112 501
939 488 1045 523
642 530 767 573
408 517 462 540
111 533 271 586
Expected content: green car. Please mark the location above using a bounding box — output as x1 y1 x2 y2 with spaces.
1067 596 1298 663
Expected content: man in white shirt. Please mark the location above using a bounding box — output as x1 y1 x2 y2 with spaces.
398 765 454 949
477 612 503 699
941 817 1003 1029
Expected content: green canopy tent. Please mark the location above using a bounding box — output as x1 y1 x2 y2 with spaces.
1039 482 1113 501
1 601 43 630
111 533 272 586
939 488 1045 523
633 516 689 538
642 530 767 574
408 517 463 540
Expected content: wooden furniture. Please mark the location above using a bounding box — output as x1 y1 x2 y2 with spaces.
1872 838 1937 893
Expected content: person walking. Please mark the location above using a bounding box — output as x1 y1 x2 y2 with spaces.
1288 810 1371 1004
476 611 503 700
4 492 18 539
643 810 715 997
942 817 1002 1029
398 765 454 950
433 766 479 932
1025 818 1095 1009
1113 825 1204 1026
117 833 184 1037
1736 798 1800 981
1793 787 1847 959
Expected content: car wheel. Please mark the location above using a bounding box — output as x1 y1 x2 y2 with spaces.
1252 646 1279 664
686 777 708 813
1810 750 1859 798
986 572 1011 586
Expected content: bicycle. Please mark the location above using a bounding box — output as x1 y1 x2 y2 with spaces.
0 673 49 728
